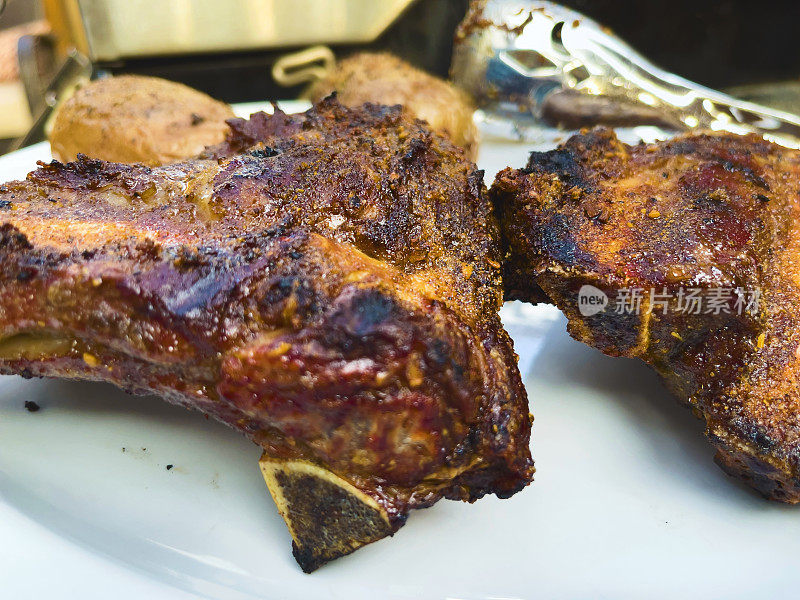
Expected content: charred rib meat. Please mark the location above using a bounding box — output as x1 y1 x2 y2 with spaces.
492 128 800 502
0 98 534 570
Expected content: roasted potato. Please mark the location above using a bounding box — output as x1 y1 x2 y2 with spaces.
309 52 478 159
49 75 235 165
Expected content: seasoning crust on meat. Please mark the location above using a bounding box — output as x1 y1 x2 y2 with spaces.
0 98 533 569
492 128 800 502
308 53 478 159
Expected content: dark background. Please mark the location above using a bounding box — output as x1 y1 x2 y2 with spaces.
369 0 800 92
103 0 800 102
2 0 800 100
558 0 800 89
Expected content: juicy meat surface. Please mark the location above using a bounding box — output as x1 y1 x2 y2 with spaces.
0 98 533 523
492 128 800 502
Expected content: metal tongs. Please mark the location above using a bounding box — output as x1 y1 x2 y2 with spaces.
451 0 800 148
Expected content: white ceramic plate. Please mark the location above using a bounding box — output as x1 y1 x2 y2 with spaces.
1 102 799 600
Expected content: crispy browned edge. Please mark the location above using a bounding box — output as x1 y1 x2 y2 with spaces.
2 97 533 568
491 127 800 502
308 52 478 159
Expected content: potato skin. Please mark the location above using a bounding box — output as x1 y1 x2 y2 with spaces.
50 75 235 165
309 53 478 159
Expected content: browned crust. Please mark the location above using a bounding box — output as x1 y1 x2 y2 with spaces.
0 98 533 566
308 53 478 159
492 127 800 502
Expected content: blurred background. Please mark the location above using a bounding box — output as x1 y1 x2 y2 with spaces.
0 0 798 153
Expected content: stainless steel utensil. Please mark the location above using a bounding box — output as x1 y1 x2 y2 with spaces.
10 49 91 152
451 0 800 148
